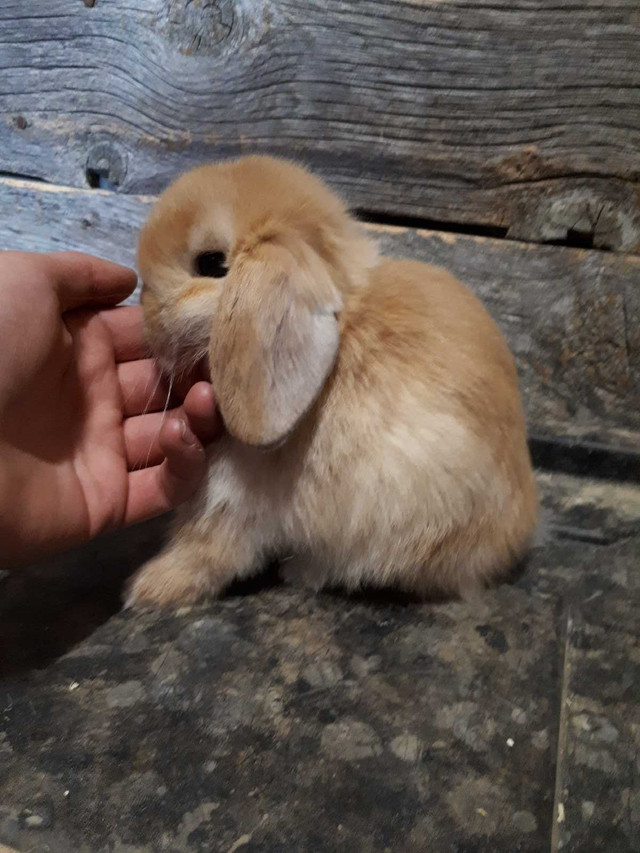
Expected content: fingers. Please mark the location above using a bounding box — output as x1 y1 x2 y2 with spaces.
118 359 172 417
99 305 149 362
124 418 207 526
182 382 219 443
124 410 169 468
125 467 176 526
123 384 220 524
123 383 220 469
47 252 138 310
158 416 208 504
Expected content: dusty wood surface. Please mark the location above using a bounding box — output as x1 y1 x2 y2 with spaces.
0 472 638 852
1 0 639 250
552 597 640 853
0 176 638 442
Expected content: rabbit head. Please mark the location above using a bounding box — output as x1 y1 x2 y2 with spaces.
138 155 377 447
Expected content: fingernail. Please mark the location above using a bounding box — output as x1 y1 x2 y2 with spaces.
179 419 198 446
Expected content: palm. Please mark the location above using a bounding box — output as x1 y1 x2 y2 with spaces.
2 287 130 552
51 309 131 538
0 251 218 567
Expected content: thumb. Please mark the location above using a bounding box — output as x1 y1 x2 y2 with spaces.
47 252 138 310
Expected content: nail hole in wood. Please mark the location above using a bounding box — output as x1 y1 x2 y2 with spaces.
86 167 118 190
86 168 102 188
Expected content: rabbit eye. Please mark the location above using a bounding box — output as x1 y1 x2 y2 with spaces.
195 251 228 278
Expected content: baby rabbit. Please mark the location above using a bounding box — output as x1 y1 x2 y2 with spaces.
126 155 537 608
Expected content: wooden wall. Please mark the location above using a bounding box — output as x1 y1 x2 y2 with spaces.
0 0 638 447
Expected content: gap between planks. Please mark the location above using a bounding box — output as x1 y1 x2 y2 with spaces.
3 174 639 262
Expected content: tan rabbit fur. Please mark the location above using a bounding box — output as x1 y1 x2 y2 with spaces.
126 155 538 607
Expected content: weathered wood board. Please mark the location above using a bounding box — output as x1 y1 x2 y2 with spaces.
0 471 638 852
0 176 638 443
1 0 639 250
552 597 640 853
0 584 566 853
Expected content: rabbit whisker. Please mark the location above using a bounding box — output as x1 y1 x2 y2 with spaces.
139 369 175 471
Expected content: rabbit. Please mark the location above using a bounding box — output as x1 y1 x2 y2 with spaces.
125 155 538 608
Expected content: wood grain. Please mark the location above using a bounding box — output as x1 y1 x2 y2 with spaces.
552 595 640 853
0 176 637 442
1 0 639 249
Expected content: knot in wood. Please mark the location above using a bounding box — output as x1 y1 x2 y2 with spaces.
86 142 127 189
163 0 235 55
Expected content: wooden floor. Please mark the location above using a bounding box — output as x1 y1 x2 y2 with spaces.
0 1 638 850
0 471 638 852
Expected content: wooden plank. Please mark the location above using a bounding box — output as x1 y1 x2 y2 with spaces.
1 471 638 851
1 0 639 250
0 176 638 441
372 224 640 442
552 597 640 853
0 546 564 853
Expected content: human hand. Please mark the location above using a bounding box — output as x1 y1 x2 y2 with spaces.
0 251 220 566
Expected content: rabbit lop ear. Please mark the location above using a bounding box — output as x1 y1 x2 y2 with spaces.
209 238 342 447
